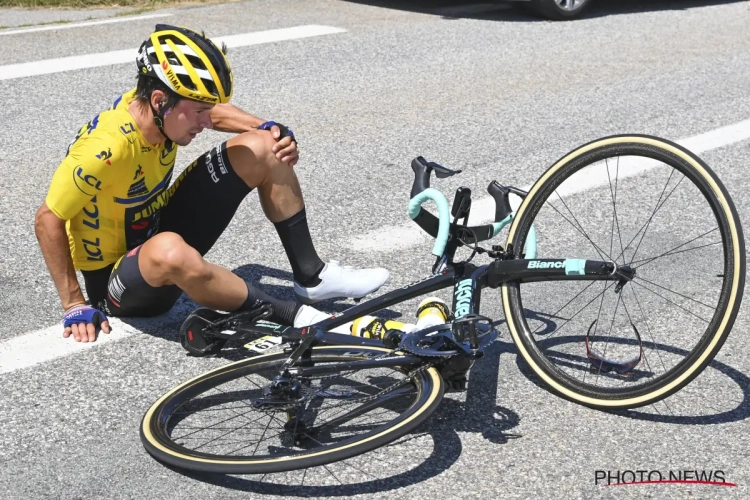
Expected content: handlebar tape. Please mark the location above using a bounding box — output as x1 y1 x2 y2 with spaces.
409 188 451 257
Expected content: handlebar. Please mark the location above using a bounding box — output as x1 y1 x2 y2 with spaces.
408 188 451 257
408 156 537 259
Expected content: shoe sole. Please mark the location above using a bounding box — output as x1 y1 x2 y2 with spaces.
295 293 367 305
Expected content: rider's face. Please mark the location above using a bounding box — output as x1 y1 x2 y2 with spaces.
163 99 214 146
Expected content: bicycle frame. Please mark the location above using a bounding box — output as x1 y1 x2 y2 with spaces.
223 257 633 359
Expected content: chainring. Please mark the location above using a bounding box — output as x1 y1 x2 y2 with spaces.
399 321 499 357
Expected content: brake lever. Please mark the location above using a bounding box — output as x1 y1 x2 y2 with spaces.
432 163 462 178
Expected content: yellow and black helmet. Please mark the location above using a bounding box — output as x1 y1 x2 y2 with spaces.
136 24 233 104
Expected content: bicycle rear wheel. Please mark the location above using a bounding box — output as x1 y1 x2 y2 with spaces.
141 346 444 474
503 135 745 409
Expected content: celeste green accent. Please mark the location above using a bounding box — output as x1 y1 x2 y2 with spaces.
564 259 586 275
408 188 451 257
491 214 514 238
525 224 538 259
491 215 537 258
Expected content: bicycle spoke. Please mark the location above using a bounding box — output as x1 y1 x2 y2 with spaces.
631 239 721 267
190 412 272 453
547 192 613 262
630 229 720 269
531 280 599 335
251 407 277 456
582 281 610 385
537 281 617 343
631 279 711 323
172 405 261 441
221 416 290 456
627 284 668 375
610 167 680 265
612 166 676 263
312 386 415 435
592 290 622 382
606 157 626 261
634 275 717 310
626 173 685 266
172 403 260 415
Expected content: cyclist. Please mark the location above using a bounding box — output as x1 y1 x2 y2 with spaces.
35 24 389 343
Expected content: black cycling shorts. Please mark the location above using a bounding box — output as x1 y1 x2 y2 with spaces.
81 142 252 317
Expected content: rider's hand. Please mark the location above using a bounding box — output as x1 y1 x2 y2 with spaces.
259 121 299 167
62 305 111 343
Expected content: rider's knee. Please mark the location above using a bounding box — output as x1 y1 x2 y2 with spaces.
145 232 205 280
234 130 284 172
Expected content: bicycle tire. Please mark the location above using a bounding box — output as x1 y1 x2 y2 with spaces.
141 345 444 474
502 135 745 409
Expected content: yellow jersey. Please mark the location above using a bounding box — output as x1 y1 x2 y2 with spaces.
46 89 179 270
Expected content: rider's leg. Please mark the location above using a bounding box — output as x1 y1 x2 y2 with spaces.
100 235 326 327
224 132 324 286
137 232 303 324
225 131 389 302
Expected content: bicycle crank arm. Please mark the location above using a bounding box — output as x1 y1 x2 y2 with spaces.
487 259 635 287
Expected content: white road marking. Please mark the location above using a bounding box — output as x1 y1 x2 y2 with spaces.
0 304 193 374
1 118 749 374
0 320 136 374
348 118 750 253
0 25 347 81
0 13 173 37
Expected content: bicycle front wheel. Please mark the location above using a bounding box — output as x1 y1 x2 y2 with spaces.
141 345 444 474
503 135 745 409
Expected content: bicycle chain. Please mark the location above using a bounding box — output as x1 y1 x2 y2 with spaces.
260 352 435 412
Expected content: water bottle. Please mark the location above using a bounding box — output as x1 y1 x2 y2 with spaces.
415 297 450 330
351 315 416 339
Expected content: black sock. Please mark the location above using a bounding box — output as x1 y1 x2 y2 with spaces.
236 281 301 326
273 208 324 286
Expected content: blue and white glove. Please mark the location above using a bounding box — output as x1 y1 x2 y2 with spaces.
258 121 297 145
63 305 109 331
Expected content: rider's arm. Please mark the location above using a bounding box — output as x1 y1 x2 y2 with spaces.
210 103 299 166
209 104 265 134
34 202 87 310
40 131 125 309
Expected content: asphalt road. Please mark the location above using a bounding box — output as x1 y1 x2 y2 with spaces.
0 0 749 498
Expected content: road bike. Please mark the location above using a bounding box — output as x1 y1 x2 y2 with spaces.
140 135 745 474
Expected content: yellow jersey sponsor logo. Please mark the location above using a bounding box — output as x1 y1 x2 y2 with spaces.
73 167 102 196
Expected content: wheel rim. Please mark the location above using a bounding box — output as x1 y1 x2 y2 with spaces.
142 347 443 473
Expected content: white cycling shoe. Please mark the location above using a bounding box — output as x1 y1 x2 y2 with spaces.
294 305 351 334
294 260 390 304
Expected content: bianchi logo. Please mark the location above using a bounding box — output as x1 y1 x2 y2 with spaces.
527 260 565 269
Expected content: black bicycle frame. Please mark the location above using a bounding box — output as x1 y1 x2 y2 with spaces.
226 256 633 357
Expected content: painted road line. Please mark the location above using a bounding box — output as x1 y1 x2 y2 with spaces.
347 118 750 253
0 320 138 374
0 303 193 374
0 25 347 81
0 13 172 37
